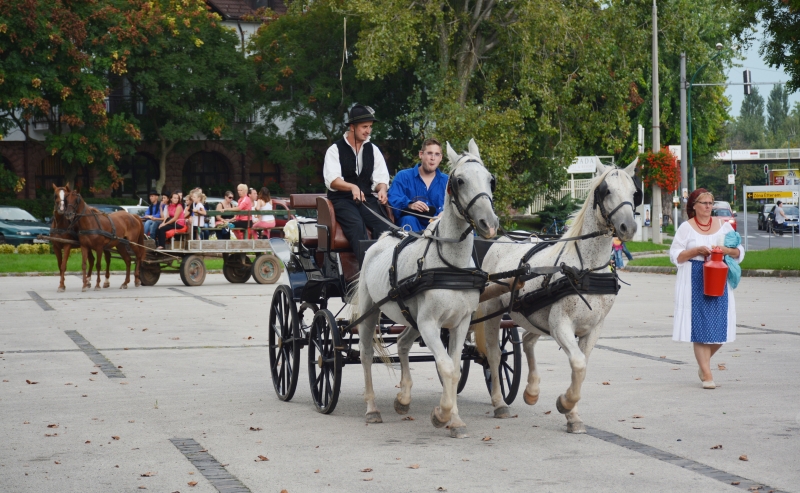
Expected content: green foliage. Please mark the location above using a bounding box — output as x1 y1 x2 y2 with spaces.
0 162 23 194
0 244 15 254
16 243 52 254
536 195 584 225
767 84 790 136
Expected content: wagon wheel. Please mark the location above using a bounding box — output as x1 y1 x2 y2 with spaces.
297 302 318 340
179 255 206 286
139 264 161 286
484 325 522 405
223 253 252 283
308 308 343 414
252 253 281 284
439 329 470 394
268 285 301 401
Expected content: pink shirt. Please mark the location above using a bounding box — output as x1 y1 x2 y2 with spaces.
167 204 185 227
235 196 252 222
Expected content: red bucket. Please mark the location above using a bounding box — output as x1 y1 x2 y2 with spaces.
703 247 728 297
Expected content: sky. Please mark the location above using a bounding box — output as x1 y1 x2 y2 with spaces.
724 36 800 119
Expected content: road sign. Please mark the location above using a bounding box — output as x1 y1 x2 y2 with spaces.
567 156 598 174
728 174 735 185
745 191 797 199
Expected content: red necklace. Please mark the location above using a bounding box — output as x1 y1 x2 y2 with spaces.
695 216 713 232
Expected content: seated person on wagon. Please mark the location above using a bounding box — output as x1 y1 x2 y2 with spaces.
156 191 185 249
251 187 276 239
215 190 236 239
322 104 392 260
227 184 254 239
388 138 448 232
142 190 162 239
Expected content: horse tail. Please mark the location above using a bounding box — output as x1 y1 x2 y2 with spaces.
473 305 488 357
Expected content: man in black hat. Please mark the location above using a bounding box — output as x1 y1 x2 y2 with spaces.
322 104 392 260
142 190 163 239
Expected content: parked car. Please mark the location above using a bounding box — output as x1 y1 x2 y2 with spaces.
768 205 800 235
88 204 125 214
711 204 737 231
120 205 148 217
0 206 52 246
757 203 776 231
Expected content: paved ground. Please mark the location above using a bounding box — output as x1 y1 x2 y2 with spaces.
1 271 799 493
741 213 800 251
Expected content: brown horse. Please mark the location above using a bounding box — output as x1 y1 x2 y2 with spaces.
63 190 145 291
51 185 111 291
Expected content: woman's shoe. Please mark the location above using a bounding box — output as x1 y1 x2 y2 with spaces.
702 380 716 389
698 368 704 382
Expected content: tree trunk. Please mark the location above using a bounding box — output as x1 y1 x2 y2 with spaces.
661 189 674 228
155 137 176 194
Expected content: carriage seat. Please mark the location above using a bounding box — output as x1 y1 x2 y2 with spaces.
289 194 325 248
315 196 395 252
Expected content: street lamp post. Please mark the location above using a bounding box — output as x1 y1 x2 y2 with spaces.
687 43 728 191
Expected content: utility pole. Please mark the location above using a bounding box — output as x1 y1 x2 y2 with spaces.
651 0 662 243
679 52 688 224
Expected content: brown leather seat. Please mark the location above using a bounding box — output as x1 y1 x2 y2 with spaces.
289 194 325 247
316 196 350 250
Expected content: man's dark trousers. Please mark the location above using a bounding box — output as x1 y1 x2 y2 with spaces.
330 195 392 260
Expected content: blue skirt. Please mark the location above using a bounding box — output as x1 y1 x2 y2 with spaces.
690 260 728 343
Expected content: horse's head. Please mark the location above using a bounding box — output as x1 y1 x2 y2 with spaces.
591 158 641 241
446 139 499 239
63 189 84 222
52 184 70 217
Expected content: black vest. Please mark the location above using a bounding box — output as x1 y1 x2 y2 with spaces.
328 139 375 199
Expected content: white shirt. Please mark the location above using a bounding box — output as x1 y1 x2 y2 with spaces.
775 205 786 224
323 132 390 192
192 202 206 227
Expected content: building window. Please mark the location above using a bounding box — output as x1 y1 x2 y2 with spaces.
35 156 89 195
250 156 282 193
183 151 230 196
115 153 158 198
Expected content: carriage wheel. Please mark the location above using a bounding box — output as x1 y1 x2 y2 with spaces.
252 253 281 284
139 264 161 286
297 302 318 340
439 330 471 394
179 255 206 286
484 325 522 405
268 285 301 401
222 253 252 283
308 309 342 414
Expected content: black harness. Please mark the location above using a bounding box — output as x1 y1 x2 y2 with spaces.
66 194 130 246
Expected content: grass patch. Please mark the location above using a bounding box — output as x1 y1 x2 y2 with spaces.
628 248 800 270
0 254 223 273
625 241 670 253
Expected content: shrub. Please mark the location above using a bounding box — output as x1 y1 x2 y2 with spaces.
0 244 16 254
16 243 52 254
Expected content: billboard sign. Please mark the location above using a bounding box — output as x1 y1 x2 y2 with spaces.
769 169 800 186
567 156 599 174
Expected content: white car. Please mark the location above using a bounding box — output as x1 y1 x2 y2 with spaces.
120 205 149 217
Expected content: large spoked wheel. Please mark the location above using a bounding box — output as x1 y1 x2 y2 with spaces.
439 330 470 394
252 253 281 284
308 309 343 414
139 264 161 286
179 255 206 286
223 253 252 283
484 326 522 405
268 285 301 401
297 302 318 340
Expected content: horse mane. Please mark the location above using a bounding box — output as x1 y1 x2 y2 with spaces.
558 166 616 241
447 152 481 174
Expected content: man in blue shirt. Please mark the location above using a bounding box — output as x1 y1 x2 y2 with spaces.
388 139 448 231
142 190 162 239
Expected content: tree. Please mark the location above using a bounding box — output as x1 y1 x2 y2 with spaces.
249 0 416 183
735 86 767 148
0 0 141 190
766 83 789 138
110 0 255 193
733 0 800 92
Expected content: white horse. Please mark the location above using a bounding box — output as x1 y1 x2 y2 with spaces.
478 158 638 433
351 139 499 438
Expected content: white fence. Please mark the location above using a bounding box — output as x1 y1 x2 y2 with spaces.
525 178 592 214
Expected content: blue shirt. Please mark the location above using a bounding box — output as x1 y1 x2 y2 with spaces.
146 203 161 218
388 163 448 231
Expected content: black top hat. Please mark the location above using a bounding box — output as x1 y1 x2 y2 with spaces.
346 104 377 125
148 190 159 196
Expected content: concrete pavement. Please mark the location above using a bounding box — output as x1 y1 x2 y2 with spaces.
1 271 799 492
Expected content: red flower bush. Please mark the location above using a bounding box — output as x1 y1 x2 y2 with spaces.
640 147 679 193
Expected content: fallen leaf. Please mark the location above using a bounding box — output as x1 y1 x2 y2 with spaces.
660 356 666 358
361 468 373 473
618 419 626 422
711 444 723 449
494 426 500 429
731 481 741 485
170 337 180 340
246 336 253 340
112 436 120 440
89 378 95 381
632 415 644 419
85 440 91 444
65 383 73 385
256 455 269 461
635 377 642 380
45 433 58 437
26 380 38 384
630 472 635 475
47 424 59 428
437 488 447 492
409 464 420 469
544 411 552 415
138 487 146 490
117 366 123 368
188 481 198 486
314 469 320 473
602 381 610 385
717 363 727 370
739 455 748 461
82 395 87 397
632 426 645 429
671 368 681 370
761 324 765 326
462 459 469 462
119 382 128 385
363 478 373 481
129 420 135 423
401 416 415 421
481 437 492 441
140 472 155 477
2 380 8 382
23 421 29 424
249 427 263 431
142 328 148 331
54 461 60 464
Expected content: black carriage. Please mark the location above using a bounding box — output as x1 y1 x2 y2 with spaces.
267 194 523 414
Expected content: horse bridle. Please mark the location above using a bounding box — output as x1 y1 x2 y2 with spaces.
447 157 496 239
593 170 643 233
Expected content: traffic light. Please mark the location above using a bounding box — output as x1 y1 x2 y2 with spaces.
743 70 752 95
733 163 737 174
764 164 769 174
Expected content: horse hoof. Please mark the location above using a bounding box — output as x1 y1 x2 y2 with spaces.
120 284 127 290
430 408 448 429
365 412 383 424
523 390 539 406
57 287 65 293
94 286 101 291
449 426 468 439
567 421 587 434
135 281 141 288
81 287 87 293
103 283 110 288
494 406 511 419
394 397 410 415
556 395 570 415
